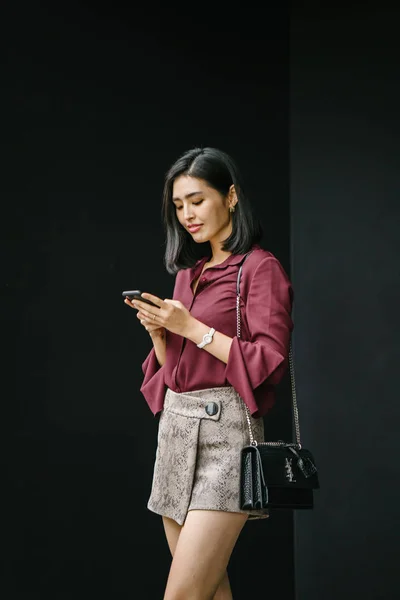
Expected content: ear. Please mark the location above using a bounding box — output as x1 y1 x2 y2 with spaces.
228 184 238 208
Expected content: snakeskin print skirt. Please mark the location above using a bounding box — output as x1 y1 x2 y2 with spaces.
147 386 269 526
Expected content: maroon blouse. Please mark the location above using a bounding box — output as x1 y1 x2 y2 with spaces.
140 244 294 418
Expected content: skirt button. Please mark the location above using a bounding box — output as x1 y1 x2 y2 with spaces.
205 402 218 416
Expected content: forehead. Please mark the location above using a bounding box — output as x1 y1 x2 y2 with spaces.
172 175 210 200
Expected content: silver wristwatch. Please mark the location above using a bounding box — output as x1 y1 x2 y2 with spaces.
196 327 216 349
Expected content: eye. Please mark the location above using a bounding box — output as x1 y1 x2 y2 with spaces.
174 199 203 210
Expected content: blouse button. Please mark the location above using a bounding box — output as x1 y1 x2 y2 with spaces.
201 277 206 282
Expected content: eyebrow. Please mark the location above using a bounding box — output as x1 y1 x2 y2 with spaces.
172 191 203 203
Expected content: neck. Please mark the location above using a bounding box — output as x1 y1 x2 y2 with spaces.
208 242 231 265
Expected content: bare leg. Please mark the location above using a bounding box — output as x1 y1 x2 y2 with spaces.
162 516 182 556
163 510 248 600
162 516 233 600
212 572 232 600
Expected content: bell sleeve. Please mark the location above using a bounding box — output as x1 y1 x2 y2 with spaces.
225 257 293 416
140 347 166 416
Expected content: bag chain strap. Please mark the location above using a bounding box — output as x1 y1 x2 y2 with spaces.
236 253 302 449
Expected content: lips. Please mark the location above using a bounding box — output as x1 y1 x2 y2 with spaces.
188 224 202 233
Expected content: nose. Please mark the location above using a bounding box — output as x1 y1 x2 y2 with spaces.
182 203 194 220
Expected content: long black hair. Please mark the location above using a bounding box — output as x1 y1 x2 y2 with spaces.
162 147 263 275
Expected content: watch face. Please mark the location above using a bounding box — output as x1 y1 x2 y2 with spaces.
204 334 212 343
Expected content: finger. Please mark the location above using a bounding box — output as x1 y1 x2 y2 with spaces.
131 299 159 315
140 293 165 309
138 317 151 328
138 308 159 322
124 298 135 308
138 317 150 330
137 311 157 327
137 308 150 320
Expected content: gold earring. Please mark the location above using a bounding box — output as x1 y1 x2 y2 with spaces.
229 205 236 213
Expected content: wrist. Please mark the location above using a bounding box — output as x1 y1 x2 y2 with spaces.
196 327 216 349
150 328 166 341
185 318 214 346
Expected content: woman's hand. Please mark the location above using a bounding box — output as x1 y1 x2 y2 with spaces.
126 292 193 338
124 297 166 339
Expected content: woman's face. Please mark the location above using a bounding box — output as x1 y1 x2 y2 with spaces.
172 175 234 247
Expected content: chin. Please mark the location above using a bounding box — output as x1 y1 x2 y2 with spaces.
192 231 207 242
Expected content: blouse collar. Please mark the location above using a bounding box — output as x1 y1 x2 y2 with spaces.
191 244 260 273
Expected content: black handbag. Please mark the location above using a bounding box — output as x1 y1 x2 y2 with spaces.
237 252 320 510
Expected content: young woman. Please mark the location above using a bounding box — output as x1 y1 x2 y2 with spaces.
124 147 293 600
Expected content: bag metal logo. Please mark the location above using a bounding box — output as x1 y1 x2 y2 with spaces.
285 458 296 482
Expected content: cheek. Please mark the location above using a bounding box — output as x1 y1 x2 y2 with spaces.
212 207 226 225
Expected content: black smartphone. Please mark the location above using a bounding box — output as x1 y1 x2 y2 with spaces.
122 290 159 307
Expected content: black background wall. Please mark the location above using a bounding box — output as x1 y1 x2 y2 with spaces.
3 2 399 599
2 1 293 598
291 6 400 600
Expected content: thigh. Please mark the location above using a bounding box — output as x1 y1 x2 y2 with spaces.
162 515 182 557
163 509 248 600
